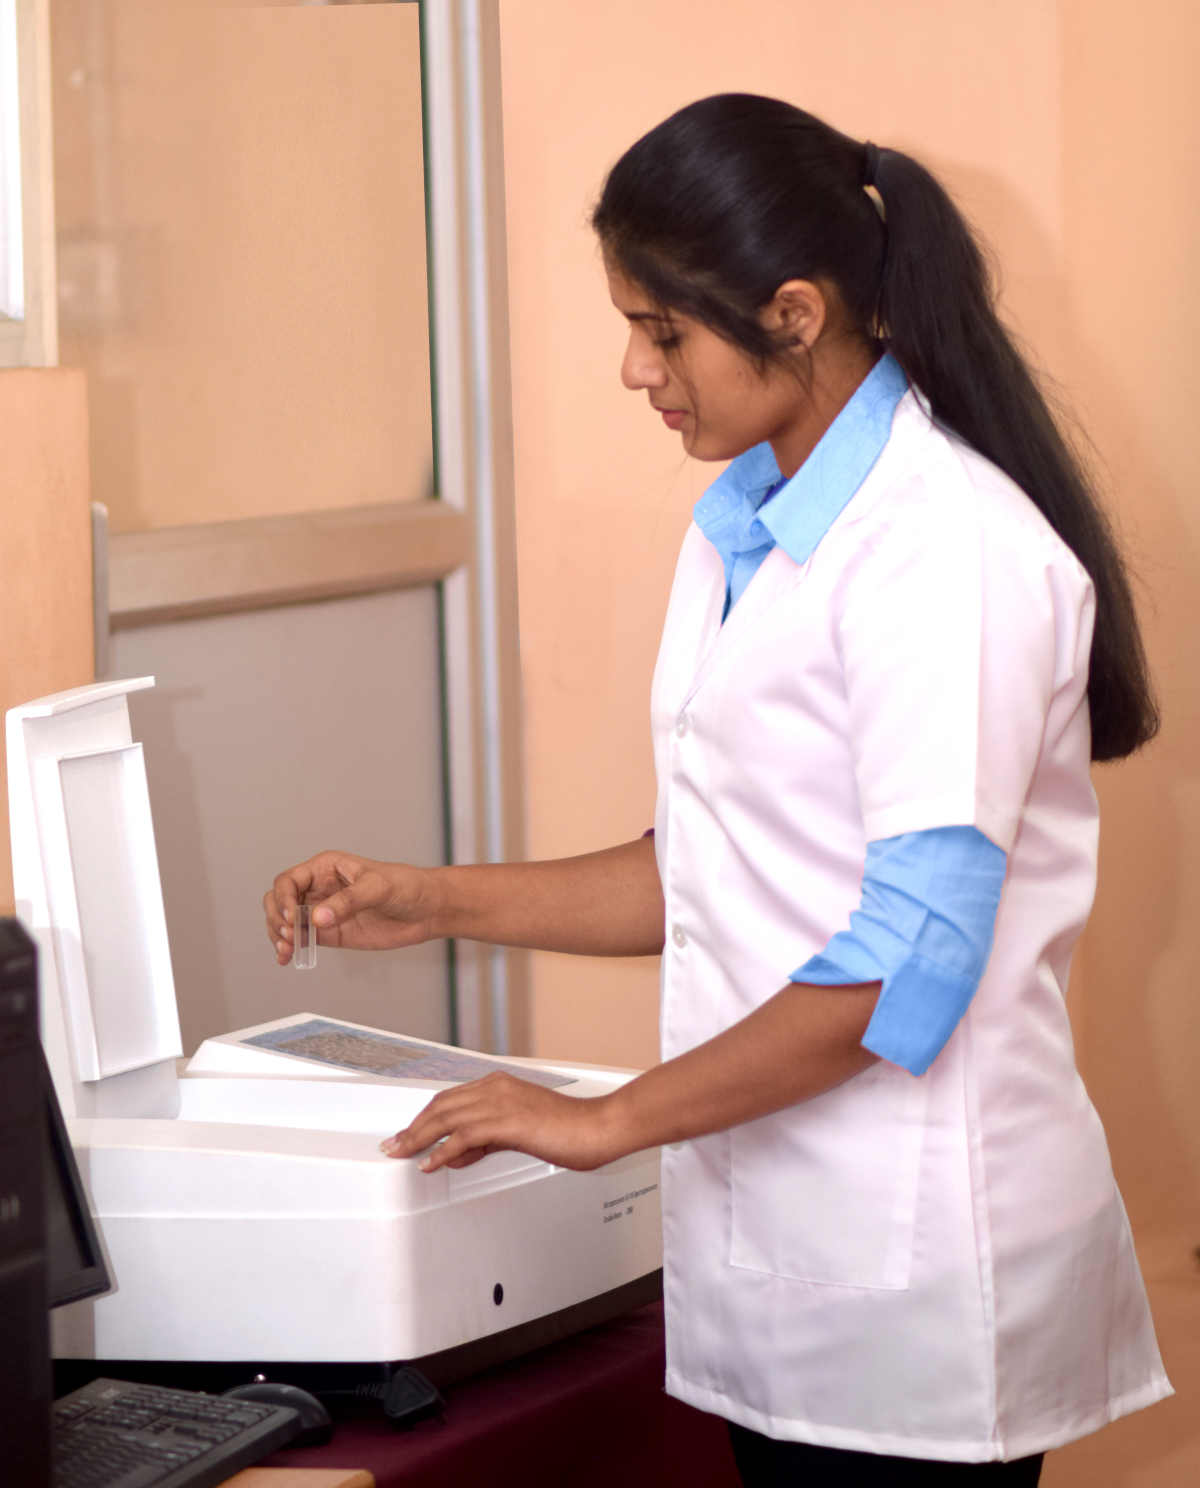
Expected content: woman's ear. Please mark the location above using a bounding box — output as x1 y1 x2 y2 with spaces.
761 279 827 351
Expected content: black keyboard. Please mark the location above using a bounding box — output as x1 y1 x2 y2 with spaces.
53 1377 303 1488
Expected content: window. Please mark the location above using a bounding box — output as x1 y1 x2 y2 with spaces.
0 0 53 367
0 0 24 321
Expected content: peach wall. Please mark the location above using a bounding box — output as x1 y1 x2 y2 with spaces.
498 0 1074 1064
498 1 1199 1480
1059 0 1200 1251
0 369 94 915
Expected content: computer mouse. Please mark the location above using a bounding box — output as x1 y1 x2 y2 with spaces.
223 1381 334 1447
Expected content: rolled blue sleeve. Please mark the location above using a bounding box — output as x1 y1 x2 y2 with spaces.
792 826 1007 1076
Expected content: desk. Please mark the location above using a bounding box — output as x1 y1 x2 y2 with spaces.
258 1303 739 1488
226 1474 373 1487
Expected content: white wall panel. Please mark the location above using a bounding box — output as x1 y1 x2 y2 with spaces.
112 586 449 1055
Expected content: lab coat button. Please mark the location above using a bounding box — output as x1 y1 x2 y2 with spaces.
674 714 690 737
671 925 687 948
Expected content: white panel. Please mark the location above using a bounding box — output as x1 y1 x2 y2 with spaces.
58 743 182 1078
110 587 450 1053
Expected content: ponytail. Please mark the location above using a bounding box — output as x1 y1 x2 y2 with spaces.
593 94 1159 761
868 146 1157 760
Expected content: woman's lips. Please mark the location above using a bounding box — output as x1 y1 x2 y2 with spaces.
660 409 686 431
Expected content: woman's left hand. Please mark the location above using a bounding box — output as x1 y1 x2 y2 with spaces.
379 1073 629 1174
382 979 881 1177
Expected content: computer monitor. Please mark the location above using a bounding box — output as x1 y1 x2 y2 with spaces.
43 1045 112 1310
2 915 109 1488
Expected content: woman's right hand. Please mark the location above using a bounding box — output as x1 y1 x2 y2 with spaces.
263 850 443 965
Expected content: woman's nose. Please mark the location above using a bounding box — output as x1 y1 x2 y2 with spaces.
621 335 666 391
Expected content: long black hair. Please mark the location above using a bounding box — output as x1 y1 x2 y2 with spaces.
592 93 1158 762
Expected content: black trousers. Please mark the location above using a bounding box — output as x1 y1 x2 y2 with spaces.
728 1425 1045 1486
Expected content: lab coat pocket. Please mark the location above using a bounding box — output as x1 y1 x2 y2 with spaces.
729 1062 927 1289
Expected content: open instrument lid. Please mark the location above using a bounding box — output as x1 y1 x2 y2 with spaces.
7 677 182 1116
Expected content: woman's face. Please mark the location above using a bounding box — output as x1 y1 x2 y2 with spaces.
606 263 809 470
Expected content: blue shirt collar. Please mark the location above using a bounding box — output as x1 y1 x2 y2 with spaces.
694 352 908 575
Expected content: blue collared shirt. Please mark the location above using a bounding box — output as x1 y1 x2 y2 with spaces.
693 353 1005 1077
695 351 910 611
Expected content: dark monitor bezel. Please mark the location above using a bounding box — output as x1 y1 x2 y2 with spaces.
42 1048 112 1310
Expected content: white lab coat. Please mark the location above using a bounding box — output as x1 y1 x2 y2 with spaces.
650 391 1171 1461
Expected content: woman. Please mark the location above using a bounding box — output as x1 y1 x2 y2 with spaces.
263 95 1170 1484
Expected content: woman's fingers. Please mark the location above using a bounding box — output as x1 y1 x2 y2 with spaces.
310 867 389 933
380 1079 506 1166
264 860 320 950
443 1146 496 1169
266 853 442 957
378 1075 622 1173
